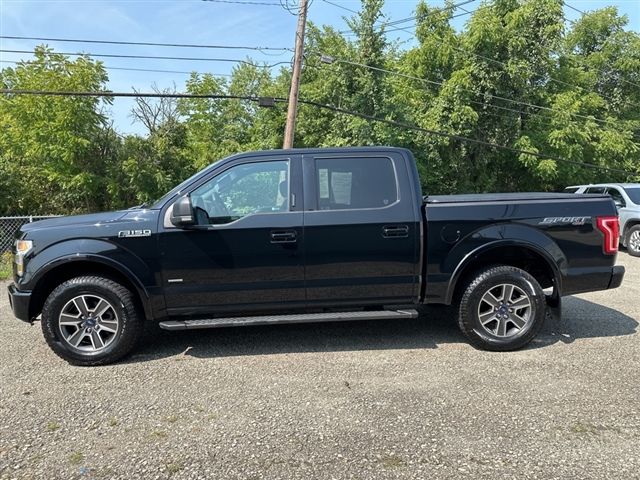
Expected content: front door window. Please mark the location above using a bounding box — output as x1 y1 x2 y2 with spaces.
190 160 289 225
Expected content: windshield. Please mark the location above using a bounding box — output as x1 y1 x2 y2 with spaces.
624 187 640 204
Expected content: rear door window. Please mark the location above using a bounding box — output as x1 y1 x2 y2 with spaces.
315 157 398 210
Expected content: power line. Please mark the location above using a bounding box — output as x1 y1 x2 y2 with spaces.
380 10 640 109
307 59 558 128
0 59 233 77
0 35 291 52
338 0 477 34
201 0 281 5
366 24 640 111
0 49 290 68
564 2 586 16
296 98 637 176
279 0 314 16
316 54 631 128
0 89 260 101
1 87 635 177
379 8 473 35
561 1 640 90
333 0 639 103
320 0 357 15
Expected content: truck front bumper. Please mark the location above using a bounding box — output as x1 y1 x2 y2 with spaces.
7 284 32 322
608 265 625 289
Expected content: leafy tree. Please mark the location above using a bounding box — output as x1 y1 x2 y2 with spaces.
0 47 110 213
1 0 638 215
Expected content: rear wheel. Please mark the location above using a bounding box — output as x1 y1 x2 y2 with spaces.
626 225 640 257
458 266 546 351
41 276 143 366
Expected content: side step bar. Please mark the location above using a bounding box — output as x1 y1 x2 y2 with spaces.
158 309 418 331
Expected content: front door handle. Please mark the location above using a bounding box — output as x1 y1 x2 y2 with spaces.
382 225 409 238
271 230 297 243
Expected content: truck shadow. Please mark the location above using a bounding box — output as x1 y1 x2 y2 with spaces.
530 296 638 349
132 305 461 362
129 296 637 363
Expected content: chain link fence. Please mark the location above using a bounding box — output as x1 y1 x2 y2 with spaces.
0 216 60 253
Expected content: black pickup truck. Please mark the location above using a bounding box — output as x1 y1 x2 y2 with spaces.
8 147 625 365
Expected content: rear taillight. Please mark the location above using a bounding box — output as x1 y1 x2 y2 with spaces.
596 216 619 255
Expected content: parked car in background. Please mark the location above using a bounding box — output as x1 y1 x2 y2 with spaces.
565 183 640 257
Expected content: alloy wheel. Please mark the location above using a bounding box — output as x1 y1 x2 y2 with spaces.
58 295 119 352
630 231 640 253
477 283 532 338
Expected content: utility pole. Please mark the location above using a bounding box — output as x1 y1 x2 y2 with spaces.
283 0 308 149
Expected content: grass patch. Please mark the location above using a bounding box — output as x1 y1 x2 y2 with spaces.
166 414 179 424
570 421 621 436
0 252 12 280
571 422 598 435
166 462 184 475
150 430 168 439
380 455 406 469
69 452 84 466
46 421 61 432
107 417 118 427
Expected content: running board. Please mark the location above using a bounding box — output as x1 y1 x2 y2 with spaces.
158 309 418 331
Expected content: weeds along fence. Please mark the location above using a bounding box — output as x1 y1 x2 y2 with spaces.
0 216 60 253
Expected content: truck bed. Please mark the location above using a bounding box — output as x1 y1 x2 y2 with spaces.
425 192 605 203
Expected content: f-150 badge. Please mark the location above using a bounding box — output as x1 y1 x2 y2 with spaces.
118 229 152 238
539 217 589 226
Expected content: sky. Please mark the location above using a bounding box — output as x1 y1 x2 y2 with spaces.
1 0 639 134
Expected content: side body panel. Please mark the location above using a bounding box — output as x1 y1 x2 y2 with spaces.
302 149 422 307
423 195 619 304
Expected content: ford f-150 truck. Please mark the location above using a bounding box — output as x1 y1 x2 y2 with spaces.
7 147 625 365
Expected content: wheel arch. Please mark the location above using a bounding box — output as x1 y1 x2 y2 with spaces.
29 256 152 321
446 240 562 305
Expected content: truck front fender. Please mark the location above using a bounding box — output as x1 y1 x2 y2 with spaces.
22 238 157 319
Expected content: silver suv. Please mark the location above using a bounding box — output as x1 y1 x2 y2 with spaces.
565 183 640 257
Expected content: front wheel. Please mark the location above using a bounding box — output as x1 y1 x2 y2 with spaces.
41 276 143 366
626 225 640 257
458 266 546 351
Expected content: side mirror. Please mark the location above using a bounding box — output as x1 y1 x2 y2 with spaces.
614 200 623 209
170 196 195 228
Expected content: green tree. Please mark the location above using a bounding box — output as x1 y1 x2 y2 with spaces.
106 86 194 208
0 46 111 214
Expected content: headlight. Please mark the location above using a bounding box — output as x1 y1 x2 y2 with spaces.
14 240 33 276
16 240 33 254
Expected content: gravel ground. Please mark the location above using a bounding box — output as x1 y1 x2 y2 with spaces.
0 254 639 480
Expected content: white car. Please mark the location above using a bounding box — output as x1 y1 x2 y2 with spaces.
565 183 640 257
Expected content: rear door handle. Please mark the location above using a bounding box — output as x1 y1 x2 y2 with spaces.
382 225 409 238
270 230 297 243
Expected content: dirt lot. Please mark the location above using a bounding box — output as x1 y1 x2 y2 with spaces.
1 254 639 480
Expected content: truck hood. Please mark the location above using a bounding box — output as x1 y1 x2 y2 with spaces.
20 210 140 232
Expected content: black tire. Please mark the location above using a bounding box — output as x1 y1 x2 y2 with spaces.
458 265 546 351
625 225 640 257
41 276 143 366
